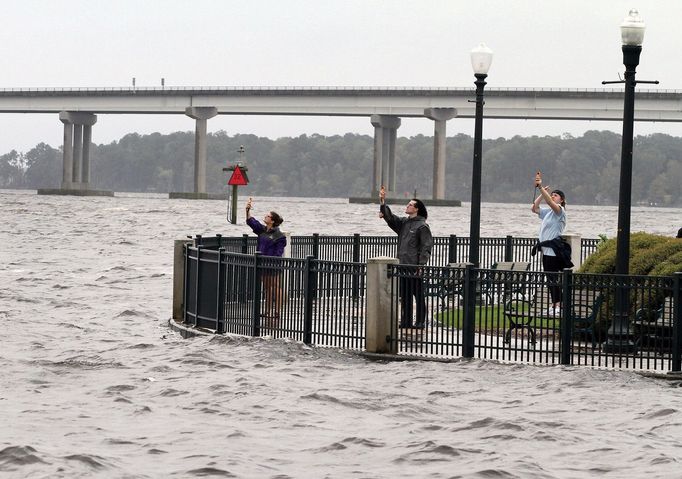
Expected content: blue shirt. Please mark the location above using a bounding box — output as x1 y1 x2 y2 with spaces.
538 206 566 256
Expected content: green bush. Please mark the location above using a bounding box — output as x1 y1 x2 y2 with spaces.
578 233 682 338
579 232 682 275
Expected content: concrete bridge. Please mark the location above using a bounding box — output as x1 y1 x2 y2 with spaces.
2 86 681 199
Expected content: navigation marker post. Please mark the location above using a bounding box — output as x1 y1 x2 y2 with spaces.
223 145 249 224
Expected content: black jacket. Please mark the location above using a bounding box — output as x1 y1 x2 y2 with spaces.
531 237 574 269
380 204 433 265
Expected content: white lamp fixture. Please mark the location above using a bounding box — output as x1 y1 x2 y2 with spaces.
470 43 494 75
620 9 645 46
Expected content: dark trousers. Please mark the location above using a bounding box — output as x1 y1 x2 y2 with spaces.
542 254 563 305
399 271 426 327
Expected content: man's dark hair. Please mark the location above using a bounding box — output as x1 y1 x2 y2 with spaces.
412 199 428 219
677 227 682 239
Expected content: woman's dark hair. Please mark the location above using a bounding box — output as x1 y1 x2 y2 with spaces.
412 199 428 220
551 189 566 208
677 227 682 239
270 211 284 227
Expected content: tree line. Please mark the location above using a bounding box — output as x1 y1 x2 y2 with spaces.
1 129 681 206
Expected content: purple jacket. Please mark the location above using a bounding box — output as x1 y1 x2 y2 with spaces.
246 217 286 257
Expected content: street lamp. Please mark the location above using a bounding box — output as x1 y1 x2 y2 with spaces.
468 43 493 267
603 9 652 353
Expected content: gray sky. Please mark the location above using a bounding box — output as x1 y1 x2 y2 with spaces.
2 0 682 154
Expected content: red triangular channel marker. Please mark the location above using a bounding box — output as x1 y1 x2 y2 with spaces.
228 166 248 186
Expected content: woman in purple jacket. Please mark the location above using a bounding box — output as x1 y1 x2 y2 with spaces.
245 197 286 321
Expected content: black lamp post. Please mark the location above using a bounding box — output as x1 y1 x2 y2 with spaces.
468 43 493 267
603 9 648 352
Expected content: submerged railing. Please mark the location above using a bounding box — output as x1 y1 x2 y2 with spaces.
173 234 681 373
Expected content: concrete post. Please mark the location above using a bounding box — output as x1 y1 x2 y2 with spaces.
366 256 398 354
72 124 83 187
563 233 582 270
61 121 74 189
424 108 457 200
173 239 190 321
185 107 218 195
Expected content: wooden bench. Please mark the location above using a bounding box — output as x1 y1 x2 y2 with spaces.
427 261 530 311
504 288 603 346
634 297 674 353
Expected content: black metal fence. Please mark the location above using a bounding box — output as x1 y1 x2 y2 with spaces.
390 264 682 372
193 233 601 269
179 235 681 373
184 246 366 349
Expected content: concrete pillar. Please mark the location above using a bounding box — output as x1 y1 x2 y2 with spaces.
82 125 92 185
72 124 83 187
366 256 399 354
424 108 457 200
185 107 218 194
59 111 97 191
370 115 401 194
381 126 391 189
61 121 74 189
371 122 383 197
562 233 583 270
388 127 397 192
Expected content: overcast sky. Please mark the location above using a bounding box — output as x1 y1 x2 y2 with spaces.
2 0 682 154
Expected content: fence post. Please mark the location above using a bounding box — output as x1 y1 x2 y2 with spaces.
448 235 457 263
505 235 513 262
216 248 226 333
672 272 682 372
366 257 398 354
303 255 315 345
241 233 249 254
312 233 320 259
462 264 476 358
352 234 361 299
560 268 573 365
251 252 262 337
173 239 189 322
192 245 203 327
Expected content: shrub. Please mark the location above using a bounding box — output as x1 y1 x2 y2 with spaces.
578 233 682 337
579 232 682 275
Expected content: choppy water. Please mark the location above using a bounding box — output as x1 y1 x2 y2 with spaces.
2 189 682 478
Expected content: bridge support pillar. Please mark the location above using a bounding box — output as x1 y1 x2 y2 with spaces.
39 112 111 197
424 108 457 200
184 107 218 197
370 115 401 198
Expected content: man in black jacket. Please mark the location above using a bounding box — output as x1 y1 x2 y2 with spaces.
379 186 433 328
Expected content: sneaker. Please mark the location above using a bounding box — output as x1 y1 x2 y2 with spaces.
546 307 556 316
